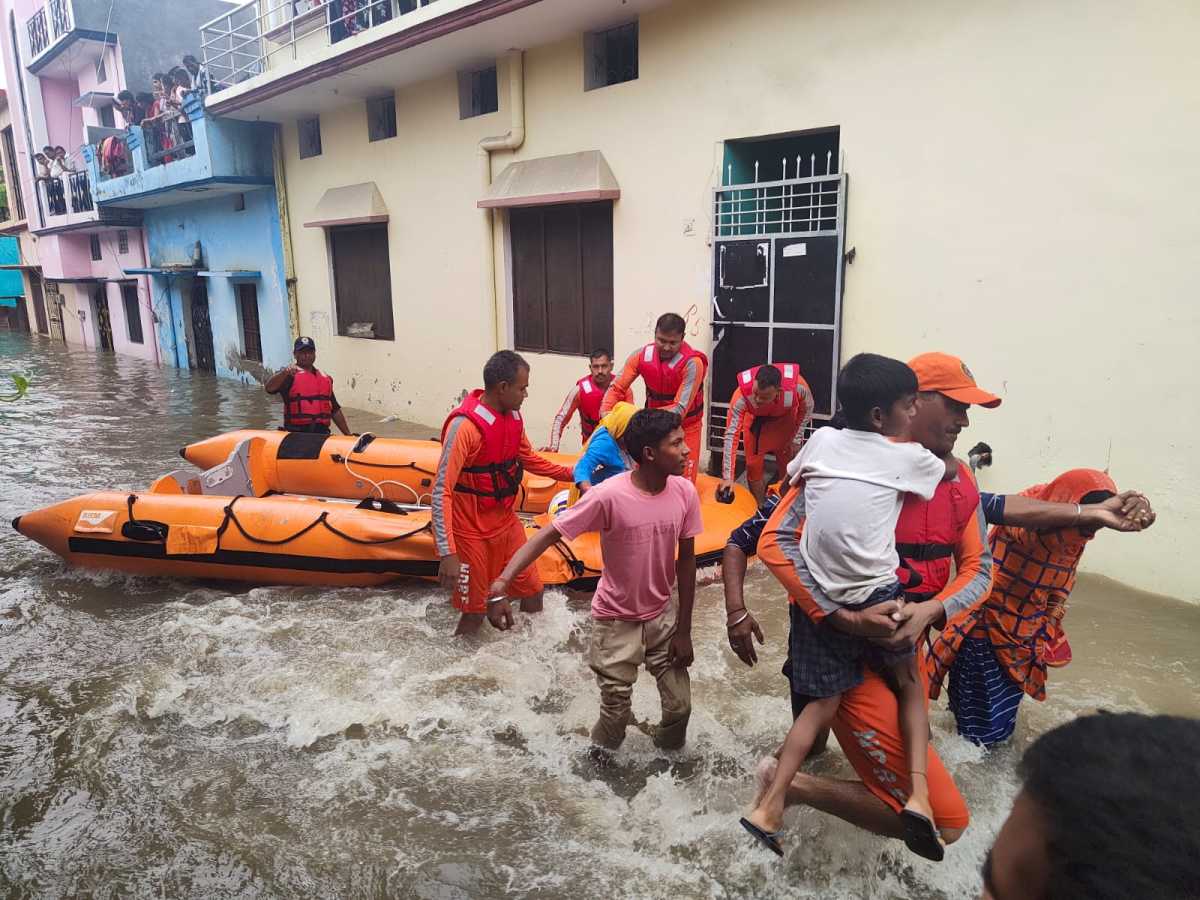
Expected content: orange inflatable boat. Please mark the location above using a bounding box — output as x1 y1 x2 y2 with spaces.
180 430 571 513
14 433 758 590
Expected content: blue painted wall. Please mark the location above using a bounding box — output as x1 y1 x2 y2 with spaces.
0 236 24 298
145 188 292 383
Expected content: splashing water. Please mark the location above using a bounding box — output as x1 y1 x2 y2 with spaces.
1 333 1197 898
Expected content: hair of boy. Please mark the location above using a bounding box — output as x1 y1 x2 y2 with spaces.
483 350 528 389
117 90 134 103
755 364 782 389
836 353 918 430
589 347 611 362
1017 712 1200 899
623 408 682 463
655 312 686 336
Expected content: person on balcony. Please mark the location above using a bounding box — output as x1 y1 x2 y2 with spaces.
182 55 213 97
167 67 195 154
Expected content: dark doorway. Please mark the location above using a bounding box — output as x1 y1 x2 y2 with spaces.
93 287 113 351
190 279 215 372
28 270 48 334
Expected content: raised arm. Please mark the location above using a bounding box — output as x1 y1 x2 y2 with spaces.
994 490 1154 533
600 349 641 415
264 365 295 395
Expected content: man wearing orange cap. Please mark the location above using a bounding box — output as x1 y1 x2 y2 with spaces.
746 351 999 853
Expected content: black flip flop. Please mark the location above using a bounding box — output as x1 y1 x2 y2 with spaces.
900 809 945 862
739 817 784 857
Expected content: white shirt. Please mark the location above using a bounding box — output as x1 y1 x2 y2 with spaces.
792 427 946 606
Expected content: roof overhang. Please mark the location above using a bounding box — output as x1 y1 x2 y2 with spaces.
74 91 114 109
478 150 619 209
303 182 389 228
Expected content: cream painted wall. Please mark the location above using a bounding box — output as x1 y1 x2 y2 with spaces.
283 0 1200 599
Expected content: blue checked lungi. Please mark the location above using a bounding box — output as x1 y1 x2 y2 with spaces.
947 635 1025 748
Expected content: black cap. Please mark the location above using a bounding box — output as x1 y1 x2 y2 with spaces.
294 336 315 352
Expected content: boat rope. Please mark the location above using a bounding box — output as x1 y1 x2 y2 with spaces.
216 496 432 547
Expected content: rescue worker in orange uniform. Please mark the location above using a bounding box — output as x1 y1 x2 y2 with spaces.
719 363 814 505
264 336 352 435
541 348 616 452
601 313 708 482
434 350 575 636
744 352 1000 852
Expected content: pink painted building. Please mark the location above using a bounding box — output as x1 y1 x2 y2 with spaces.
0 0 227 359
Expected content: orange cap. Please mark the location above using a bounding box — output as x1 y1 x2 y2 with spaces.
908 352 1001 408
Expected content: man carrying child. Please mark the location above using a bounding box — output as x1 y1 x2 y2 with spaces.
740 353 952 860
489 409 702 750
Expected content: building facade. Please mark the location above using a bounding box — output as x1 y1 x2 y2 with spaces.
85 91 293 381
0 0 228 359
196 0 1199 599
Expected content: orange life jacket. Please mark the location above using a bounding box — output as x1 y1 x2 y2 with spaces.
284 368 334 429
440 390 524 511
636 341 708 422
576 375 604 438
894 461 980 598
735 363 808 419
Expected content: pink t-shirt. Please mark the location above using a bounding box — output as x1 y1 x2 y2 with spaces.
553 471 703 621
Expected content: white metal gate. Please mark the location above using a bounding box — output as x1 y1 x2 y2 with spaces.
708 152 848 459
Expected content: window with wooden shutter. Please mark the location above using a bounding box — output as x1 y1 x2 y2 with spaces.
329 223 394 340
121 284 143 344
366 95 396 142
237 282 262 361
510 202 613 356
584 22 638 91
298 116 322 159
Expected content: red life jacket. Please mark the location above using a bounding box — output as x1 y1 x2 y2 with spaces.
635 341 708 422
284 368 334 428
576 375 604 439
736 363 807 418
894 461 980 598
440 389 525 511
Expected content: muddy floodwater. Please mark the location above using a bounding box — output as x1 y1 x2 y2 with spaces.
1 332 1196 899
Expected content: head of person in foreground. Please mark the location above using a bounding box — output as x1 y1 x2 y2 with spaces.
623 409 687 478
982 711 1200 900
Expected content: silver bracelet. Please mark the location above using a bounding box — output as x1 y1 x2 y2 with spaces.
727 610 750 628
486 595 507 605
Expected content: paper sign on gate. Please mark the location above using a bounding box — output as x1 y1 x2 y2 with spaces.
74 510 117 534
782 242 808 257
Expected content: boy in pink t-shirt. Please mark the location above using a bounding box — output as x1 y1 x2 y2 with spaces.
489 409 703 749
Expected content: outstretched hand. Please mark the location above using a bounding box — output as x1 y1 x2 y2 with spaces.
1092 491 1155 532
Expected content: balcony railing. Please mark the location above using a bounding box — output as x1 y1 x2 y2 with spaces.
200 0 438 93
36 169 93 219
26 0 73 60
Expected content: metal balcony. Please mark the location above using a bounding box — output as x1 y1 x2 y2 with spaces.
26 0 73 62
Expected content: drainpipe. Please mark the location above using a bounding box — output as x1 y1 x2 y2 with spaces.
272 125 301 342
478 50 525 351
138 227 161 367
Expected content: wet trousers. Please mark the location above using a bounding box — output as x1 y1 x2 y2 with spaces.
587 598 691 749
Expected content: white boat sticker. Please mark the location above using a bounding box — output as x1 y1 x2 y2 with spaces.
782 242 807 257
75 510 116 534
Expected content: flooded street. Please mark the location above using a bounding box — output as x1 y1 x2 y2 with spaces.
1 332 1197 899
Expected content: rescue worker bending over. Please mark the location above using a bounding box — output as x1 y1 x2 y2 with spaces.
719 363 813 505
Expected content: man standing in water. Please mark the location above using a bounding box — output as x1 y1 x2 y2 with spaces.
601 313 707 482
747 352 1000 852
489 409 701 749
541 348 618 452
264 337 352 435
434 351 574 636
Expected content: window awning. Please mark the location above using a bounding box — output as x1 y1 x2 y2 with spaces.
123 266 200 277
303 182 389 228
198 270 261 279
478 150 620 209
74 91 114 109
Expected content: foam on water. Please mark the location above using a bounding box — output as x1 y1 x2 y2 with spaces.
2 334 1196 898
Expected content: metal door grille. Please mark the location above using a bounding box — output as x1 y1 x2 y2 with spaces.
709 151 848 458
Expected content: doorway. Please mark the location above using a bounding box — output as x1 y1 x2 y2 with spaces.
190 278 215 372
92 286 113 351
